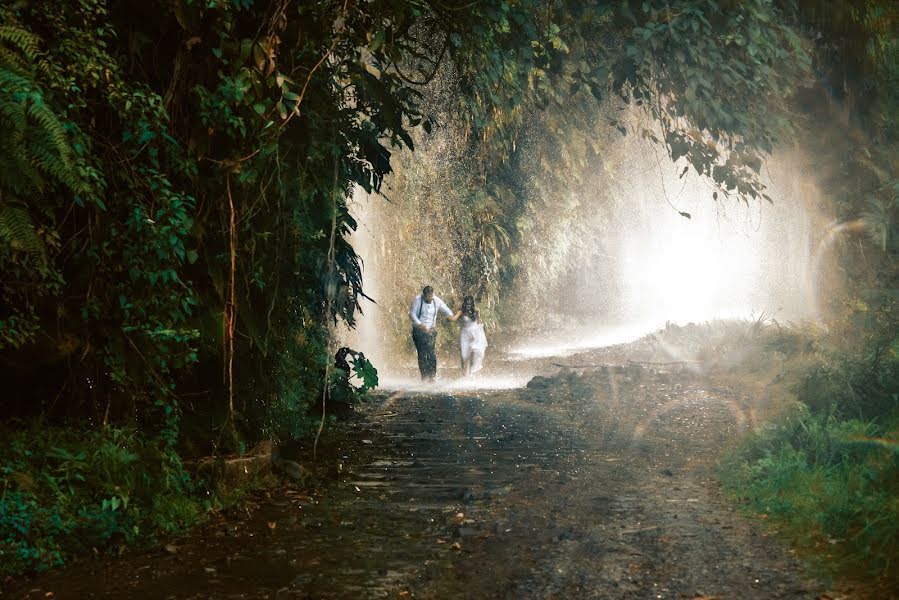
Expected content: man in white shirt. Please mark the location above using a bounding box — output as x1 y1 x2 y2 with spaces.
409 285 454 382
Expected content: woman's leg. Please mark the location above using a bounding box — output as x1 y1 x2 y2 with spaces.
460 338 470 376
471 349 484 374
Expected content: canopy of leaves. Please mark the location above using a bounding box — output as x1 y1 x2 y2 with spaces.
0 0 894 454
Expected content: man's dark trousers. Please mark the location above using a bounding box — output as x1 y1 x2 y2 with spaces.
412 327 438 381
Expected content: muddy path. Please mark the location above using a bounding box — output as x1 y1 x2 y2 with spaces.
7 354 825 599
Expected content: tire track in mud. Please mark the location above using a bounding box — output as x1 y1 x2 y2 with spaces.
8 366 823 599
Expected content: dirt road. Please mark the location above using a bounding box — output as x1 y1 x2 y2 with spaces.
7 352 823 599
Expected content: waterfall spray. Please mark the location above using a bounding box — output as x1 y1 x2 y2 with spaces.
341 104 838 379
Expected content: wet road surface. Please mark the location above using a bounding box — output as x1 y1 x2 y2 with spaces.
7 359 823 599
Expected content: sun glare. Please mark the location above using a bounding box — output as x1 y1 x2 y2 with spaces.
620 212 760 325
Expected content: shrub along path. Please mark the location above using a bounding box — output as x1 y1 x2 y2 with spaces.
7 351 829 599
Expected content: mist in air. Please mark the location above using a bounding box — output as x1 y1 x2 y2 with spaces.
342 105 836 385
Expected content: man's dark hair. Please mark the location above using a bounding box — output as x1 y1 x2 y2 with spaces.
422 285 433 296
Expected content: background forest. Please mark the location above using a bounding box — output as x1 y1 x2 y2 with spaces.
0 0 896 586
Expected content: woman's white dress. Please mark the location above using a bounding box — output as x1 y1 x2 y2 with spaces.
459 315 487 374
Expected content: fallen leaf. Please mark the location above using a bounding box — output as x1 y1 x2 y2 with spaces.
163 544 179 554
450 542 462 551
267 521 277 530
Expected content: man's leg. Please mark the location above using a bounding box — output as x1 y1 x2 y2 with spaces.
412 329 429 380
424 331 437 382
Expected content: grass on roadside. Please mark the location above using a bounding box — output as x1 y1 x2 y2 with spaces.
0 426 248 577
661 317 899 590
646 318 899 588
718 406 899 586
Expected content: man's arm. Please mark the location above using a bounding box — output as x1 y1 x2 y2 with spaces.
438 299 454 318
410 296 422 326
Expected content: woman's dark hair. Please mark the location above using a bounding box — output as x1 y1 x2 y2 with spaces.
461 295 478 320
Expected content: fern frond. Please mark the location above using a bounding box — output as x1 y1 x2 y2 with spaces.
0 66 83 198
0 46 30 73
25 98 72 163
0 202 46 265
0 164 41 197
27 134 77 192
0 25 42 62
26 190 56 219
0 68 37 95
0 95 28 133
0 134 41 195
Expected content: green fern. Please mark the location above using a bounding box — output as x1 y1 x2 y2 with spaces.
0 25 41 63
0 14 82 280
0 96 28 132
25 98 73 164
27 128 76 191
0 148 42 197
0 45 30 73
0 22 82 203
0 203 46 265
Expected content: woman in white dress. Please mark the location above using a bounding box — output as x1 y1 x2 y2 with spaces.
449 295 487 376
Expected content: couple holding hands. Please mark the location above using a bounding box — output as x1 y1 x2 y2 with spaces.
410 285 488 382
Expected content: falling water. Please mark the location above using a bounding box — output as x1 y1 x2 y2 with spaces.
507 141 830 357
343 185 384 363
341 109 837 381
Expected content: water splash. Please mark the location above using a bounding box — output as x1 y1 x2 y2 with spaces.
376 372 533 393
341 111 837 388
511 132 828 333
508 322 659 359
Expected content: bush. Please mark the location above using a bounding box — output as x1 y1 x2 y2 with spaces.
0 426 203 576
797 340 899 420
720 406 899 586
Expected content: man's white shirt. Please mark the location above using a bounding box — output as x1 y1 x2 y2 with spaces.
410 295 453 329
